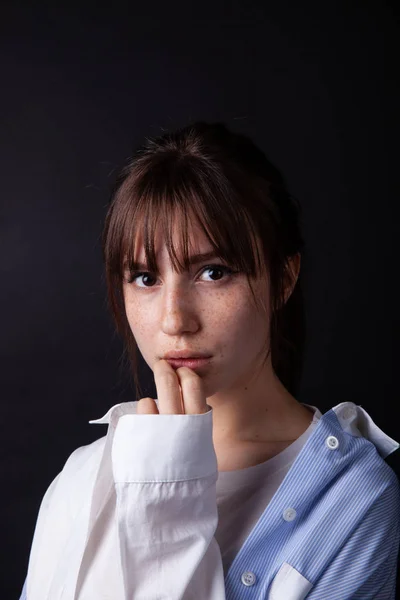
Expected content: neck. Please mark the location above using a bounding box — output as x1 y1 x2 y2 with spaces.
206 354 311 447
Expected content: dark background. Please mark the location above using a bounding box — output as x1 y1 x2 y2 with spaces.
1 0 399 597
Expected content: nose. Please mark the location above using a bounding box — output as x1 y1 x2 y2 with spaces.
160 284 199 335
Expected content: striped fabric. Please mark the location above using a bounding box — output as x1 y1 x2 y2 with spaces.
19 401 399 599
223 408 400 599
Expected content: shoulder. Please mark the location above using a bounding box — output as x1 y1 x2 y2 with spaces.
59 434 107 487
290 402 400 529
306 402 400 527
26 434 109 598
328 401 399 460
283 408 400 590
62 434 107 475
40 434 107 517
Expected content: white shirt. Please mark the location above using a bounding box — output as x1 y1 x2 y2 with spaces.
22 400 400 599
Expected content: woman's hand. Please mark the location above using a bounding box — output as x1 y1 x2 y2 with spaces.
136 359 211 415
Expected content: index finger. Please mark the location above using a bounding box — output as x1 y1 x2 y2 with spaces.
175 366 209 415
153 359 184 414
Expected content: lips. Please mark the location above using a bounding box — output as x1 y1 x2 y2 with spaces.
165 357 211 370
163 351 211 360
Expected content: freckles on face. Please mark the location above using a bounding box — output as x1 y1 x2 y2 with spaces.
123 273 270 386
214 279 270 369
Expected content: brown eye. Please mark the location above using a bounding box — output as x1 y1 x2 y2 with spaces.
127 272 157 287
127 264 236 288
200 265 234 281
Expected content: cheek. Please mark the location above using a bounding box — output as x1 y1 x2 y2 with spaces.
124 304 155 362
213 289 269 349
125 303 150 338
224 301 268 344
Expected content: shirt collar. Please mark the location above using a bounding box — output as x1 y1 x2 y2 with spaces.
88 400 152 429
330 402 399 459
89 400 399 459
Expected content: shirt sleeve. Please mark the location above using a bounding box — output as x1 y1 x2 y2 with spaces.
111 409 227 599
306 473 400 600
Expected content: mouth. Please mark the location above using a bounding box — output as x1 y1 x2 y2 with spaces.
165 357 212 370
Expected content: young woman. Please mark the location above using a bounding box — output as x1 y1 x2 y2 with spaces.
21 122 399 599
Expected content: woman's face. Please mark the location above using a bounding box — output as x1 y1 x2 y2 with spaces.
122 215 271 400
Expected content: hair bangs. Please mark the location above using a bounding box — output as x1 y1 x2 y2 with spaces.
116 154 267 291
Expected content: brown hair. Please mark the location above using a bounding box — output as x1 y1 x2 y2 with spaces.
101 121 306 400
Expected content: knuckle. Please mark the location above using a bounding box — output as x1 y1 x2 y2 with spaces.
136 397 156 414
138 397 154 404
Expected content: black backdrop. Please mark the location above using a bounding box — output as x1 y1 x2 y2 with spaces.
1 1 399 597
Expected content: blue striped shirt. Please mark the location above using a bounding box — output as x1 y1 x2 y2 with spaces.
20 401 399 599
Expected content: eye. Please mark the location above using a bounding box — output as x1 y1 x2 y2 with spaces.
126 264 236 288
200 265 236 282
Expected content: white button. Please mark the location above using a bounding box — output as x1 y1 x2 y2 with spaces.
283 507 297 521
342 406 356 420
326 435 339 450
241 571 257 586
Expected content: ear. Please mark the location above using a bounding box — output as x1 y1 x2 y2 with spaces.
283 253 301 305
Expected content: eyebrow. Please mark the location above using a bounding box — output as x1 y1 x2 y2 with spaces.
126 251 221 271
